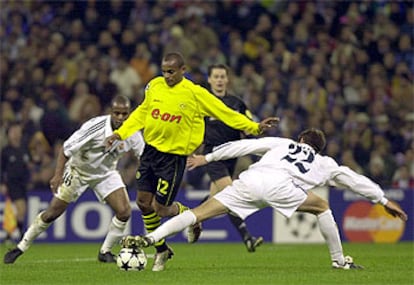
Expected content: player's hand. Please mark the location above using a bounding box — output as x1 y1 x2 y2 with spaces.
384 200 408 221
49 175 63 194
259 117 280 133
104 133 121 153
187 154 208 170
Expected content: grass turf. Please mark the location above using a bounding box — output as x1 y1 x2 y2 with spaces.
1 242 413 285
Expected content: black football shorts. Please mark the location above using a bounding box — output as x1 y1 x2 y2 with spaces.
136 144 186 206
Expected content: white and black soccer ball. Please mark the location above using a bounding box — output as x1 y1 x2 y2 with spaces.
117 247 147 271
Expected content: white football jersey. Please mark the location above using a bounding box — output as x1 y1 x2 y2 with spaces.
206 137 385 203
63 115 145 179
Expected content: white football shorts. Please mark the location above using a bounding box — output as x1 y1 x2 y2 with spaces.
213 176 308 220
55 166 125 203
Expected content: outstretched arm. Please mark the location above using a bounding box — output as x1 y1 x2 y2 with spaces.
331 165 408 222
187 137 286 170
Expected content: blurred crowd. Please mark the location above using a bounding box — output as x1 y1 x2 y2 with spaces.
1 0 413 191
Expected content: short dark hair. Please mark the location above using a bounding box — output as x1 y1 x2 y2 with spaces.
111 95 130 108
207 63 229 76
298 128 326 153
163 52 185 67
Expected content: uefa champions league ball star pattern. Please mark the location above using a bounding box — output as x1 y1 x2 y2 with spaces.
117 247 147 271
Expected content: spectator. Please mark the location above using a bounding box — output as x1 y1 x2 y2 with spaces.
243 29 270 61
68 80 101 124
91 71 118 110
367 153 389 187
28 131 54 190
110 56 142 102
39 91 73 146
130 43 157 87
184 15 219 56
0 102 16 149
341 148 364 174
299 74 328 115
163 25 196 60
0 0 412 191
392 165 414 189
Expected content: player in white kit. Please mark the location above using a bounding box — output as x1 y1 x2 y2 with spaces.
122 128 408 269
4 95 145 264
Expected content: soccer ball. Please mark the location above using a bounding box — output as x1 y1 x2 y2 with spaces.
116 247 147 271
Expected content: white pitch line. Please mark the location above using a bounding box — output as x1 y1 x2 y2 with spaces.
32 258 97 263
30 254 155 264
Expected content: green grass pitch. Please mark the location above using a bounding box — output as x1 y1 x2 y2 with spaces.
1 242 413 285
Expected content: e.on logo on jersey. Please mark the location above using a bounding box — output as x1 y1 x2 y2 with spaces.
151 108 182 123
342 201 405 242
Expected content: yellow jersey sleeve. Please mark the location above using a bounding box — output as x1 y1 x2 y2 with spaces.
194 85 261 135
114 86 150 140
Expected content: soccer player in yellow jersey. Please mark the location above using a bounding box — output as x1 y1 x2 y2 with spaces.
105 52 278 271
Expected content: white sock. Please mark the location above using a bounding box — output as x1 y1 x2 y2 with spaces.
317 209 344 265
147 210 197 243
100 216 127 253
18 212 51 252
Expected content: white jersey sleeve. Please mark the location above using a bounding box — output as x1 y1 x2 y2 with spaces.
63 116 107 157
125 131 145 158
329 165 385 204
63 115 141 178
206 137 288 162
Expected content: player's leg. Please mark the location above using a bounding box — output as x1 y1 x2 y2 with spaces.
209 159 263 252
139 193 177 271
297 193 345 262
150 153 191 271
23 196 68 245
134 145 176 254
134 146 172 269
3 197 68 264
127 181 261 252
131 197 229 247
136 191 167 246
4 167 83 264
6 184 27 242
99 186 131 262
297 192 363 269
12 198 27 241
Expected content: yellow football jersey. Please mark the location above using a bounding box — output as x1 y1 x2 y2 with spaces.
115 77 260 155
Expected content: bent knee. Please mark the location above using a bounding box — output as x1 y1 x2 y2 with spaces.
317 198 329 211
317 203 330 215
116 205 131 222
298 193 330 215
137 198 153 214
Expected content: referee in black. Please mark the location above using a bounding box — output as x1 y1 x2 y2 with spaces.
202 64 263 252
1 122 31 243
